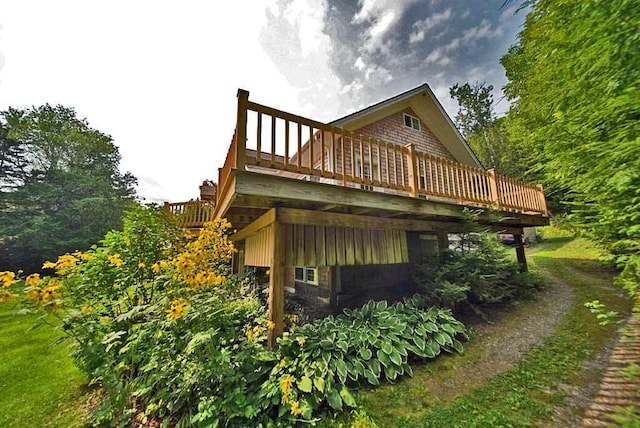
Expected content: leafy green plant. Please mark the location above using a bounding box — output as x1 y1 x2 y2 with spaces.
584 300 620 325
260 297 467 422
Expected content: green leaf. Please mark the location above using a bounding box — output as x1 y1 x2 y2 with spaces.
381 340 393 355
359 347 373 360
313 376 325 393
384 365 398 382
413 336 426 350
424 322 438 333
441 323 456 335
327 388 343 410
336 340 348 353
340 385 357 408
377 349 391 367
369 358 381 377
452 339 464 354
364 369 379 385
336 359 347 384
298 376 313 393
388 349 402 367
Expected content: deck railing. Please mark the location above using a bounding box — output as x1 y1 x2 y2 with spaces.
214 89 548 217
164 201 215 228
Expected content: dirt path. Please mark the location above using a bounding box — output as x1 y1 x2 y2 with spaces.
423 267 575 401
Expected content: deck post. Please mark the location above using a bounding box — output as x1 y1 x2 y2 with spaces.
236 89 249 170
536 184 548 217
436 231 449 251
405 143 418 197
514 232 528 272
487 169 501 209
268 216 285 347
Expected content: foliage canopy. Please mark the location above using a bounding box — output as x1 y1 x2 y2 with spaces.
0 105 137 273
501 0 639 291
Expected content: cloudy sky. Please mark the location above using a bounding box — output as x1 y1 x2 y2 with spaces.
0 0 526 203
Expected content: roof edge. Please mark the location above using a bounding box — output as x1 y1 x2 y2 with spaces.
329 83 430 127
330 83 483 168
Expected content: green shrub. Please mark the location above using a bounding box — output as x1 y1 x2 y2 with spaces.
412 212 544 309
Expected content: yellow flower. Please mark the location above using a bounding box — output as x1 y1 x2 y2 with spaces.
42 261 56 270
72 250 94 261
290 400 301 416
280 375 294 394
246 328 254 341
253 325 264 335
138 262 146 269
55 253 78 275
0 289 17 302
279 358 286 368
107 254 123 267
166 299 188 320
266 320 276 330
25 288 43 304
280 375 294 404
152 260 169 273
296 336 306 346
42 282 62 303
0 271 17 288
25 273 42 288
81 305 93 313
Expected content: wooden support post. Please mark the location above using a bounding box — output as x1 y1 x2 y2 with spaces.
436 231 449 252
268 218 285 347
405 143 418 197
236 89 249 169
487 168 500 209
514 233 528 273
537 184 548 216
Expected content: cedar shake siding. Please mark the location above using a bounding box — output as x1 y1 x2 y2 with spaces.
354 108 455 161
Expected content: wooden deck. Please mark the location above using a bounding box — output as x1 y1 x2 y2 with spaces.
171 90 549 230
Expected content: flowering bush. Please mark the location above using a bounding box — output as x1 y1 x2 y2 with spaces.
2 205 468 426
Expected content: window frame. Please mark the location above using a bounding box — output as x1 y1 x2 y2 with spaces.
403 113 420 131
294 266 318 286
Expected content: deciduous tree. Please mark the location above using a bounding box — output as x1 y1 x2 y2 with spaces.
501 0 640 289
0 104 137 273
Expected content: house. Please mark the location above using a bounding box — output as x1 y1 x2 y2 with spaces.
168 84 549 345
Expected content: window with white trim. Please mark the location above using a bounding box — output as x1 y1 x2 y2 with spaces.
403 113 420 130
294 267 318 285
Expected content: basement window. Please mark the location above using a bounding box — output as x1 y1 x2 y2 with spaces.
294 267 318 285
404 113 420 131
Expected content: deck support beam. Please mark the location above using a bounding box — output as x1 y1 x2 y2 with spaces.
514 232 528 273
267 217 285 346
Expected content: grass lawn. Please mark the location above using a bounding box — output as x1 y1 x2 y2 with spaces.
338 235 632 427
0 302 87 427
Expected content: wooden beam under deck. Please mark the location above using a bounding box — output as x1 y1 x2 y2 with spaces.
222 170 549 229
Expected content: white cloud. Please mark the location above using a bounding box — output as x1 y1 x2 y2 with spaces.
462 19 503 43
0 1 306 202
352 0 416 54
409 8 452 44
